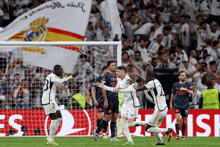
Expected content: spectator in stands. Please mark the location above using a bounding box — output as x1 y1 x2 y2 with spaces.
95 16 107 41
174 44 188 65
12 78 29 109
85 22 95 41
214 74 220 92
190 84 201 109
156 53 177 69
9 58 26 82
208 22 220 41
169 52 175 63
134 37 151 62
132 51 145 73
29 78 43 109
179 60 197 83
122 52 130 67
151 57 158 68
0 69 3 84
148 34 163 56
210 62 218 76
189 50 198 67
122 41 134 58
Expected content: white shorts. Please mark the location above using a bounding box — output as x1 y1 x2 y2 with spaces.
121 104 139 119
43 103 60 115
147 107 168 127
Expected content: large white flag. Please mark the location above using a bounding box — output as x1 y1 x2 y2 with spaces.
101 0 123 40
0 0 92 73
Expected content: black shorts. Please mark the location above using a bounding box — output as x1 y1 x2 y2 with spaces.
98 101 105 113
104 98 119 115
174 107 189 117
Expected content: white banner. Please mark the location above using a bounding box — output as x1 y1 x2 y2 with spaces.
0 0 92 73
101 0 123 40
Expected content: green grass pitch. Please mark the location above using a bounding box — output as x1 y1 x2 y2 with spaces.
0 136 219 147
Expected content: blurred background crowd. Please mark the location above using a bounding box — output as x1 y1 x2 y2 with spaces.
0 0 219 110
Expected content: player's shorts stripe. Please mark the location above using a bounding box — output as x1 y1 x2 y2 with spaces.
152 111 160 126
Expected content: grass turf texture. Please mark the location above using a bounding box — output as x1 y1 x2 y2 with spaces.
0 137 219 147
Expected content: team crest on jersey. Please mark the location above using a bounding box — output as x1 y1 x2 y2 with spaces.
24 17 49 41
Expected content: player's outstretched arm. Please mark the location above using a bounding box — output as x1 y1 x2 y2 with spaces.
118 85 136 93
51 75 74 84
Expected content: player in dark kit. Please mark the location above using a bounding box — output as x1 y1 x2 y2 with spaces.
170 71 193 140
91 66 108 138
94 60 120 142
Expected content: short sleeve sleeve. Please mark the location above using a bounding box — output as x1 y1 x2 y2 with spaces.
144 81 154 90
171 83 176 94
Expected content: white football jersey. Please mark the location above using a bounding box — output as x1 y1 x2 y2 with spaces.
42 73 72 105
104 75 140 107
144 79 167 111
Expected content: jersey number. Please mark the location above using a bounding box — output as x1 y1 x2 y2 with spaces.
44 79 49 91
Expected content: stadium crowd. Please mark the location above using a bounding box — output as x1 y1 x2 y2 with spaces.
0 0 220 110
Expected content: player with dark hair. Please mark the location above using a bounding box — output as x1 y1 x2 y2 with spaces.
96 65 139 145
94 60 120 142
42 65 79 145
129 72 172 145
91 66 108 138
170 71 193 140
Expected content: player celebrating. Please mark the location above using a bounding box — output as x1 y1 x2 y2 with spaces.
91 66 108 138
96 66 140 145
42 65 78 145
170 71 193 140
94 61 119 142
129 72 172 145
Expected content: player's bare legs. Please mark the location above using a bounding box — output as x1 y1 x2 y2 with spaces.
175 113 181 140
47 110 62 145
181 116 187 140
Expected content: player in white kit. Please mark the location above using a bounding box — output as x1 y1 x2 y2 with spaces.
42 65 78 145
129 72 172 145
96 66 140 145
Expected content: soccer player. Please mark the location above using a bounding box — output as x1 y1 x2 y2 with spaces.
94 60 119 142
91 66 108 138
96 66 140 145
42 65 78 145
128 72 172 145
170 71 193 140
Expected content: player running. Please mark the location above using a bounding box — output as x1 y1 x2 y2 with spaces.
91 66 108 138
170 71 193 140
96 66 140 145
42 65 78 145
129 72 172 145
94 61 119 142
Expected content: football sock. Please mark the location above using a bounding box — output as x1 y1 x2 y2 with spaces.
120 120 132 142
49 120 58 142
96 120 108 134
110 121 117 138
147 127 168 133
103 125 107 133
154 133 164 143
117 118 122 135
182 123 186 136
175 124 180 135
97 118 101 127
